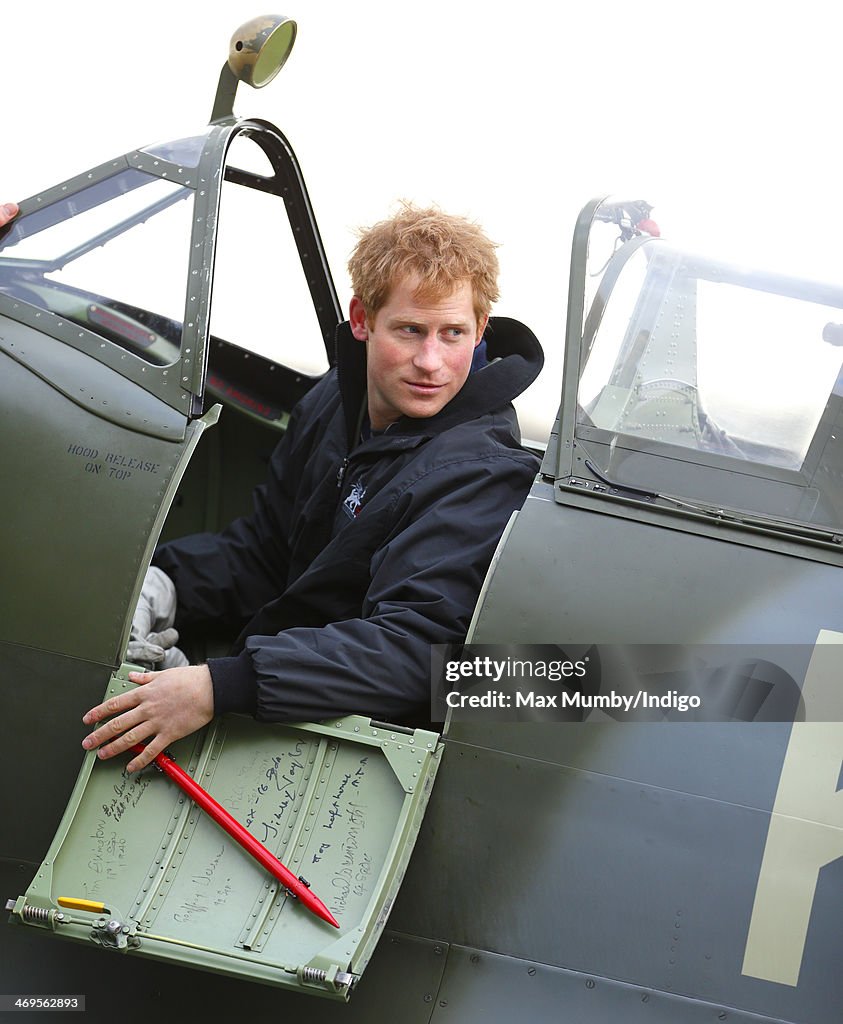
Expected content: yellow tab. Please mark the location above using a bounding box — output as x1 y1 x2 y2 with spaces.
57 897 106 913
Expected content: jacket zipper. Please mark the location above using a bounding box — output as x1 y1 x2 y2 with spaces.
336 456 349 488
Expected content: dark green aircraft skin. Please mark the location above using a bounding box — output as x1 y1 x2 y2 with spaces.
1 89 840 1024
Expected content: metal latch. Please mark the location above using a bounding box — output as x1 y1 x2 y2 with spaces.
90 915 141 951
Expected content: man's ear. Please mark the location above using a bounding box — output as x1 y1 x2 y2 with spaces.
475 315 489 346
349 296 369 341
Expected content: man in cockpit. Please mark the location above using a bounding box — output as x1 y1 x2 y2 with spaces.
1 200 543 770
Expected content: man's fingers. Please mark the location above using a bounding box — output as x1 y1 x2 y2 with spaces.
126 737 167 774
92 729 148 761
128 670 158 685
82 685 145 726
82 705 147 755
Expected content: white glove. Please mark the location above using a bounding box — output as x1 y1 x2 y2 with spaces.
126 567 188 669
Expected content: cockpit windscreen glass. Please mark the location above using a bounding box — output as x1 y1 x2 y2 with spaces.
577 238 843 530
0 168 192 366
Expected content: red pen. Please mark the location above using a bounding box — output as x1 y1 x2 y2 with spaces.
128 744 339 928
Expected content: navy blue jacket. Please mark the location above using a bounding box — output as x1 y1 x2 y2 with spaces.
153 316 543 723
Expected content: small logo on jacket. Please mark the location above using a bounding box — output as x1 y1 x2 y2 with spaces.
343 478 366 519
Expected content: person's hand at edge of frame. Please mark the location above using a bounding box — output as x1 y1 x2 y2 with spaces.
0 202 19 228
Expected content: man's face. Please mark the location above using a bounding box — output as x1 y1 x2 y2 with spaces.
349 276 486 431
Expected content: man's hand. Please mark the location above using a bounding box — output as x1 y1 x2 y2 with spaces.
82 665 214 772
0 202 18 228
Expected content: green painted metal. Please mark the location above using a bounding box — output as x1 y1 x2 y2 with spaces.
427 945 784 1024
10 668 442 999
0 316 186 442
0 353 216 667
0 907 450 1024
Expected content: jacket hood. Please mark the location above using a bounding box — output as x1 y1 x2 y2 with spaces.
334 315 544 446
